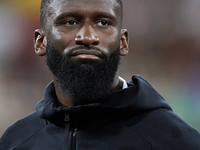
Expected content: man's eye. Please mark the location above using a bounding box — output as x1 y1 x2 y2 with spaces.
66 20 77 25
97 20 110 26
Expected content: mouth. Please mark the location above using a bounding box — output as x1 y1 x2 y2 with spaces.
71 49 103 60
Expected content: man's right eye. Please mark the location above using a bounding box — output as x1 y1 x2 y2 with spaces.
66 20 77 26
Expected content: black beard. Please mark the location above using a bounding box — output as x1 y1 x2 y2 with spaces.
46 42 120 105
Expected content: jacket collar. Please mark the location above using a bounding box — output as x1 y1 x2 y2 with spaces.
36 75 172 124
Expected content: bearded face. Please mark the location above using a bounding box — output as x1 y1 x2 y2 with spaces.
46 41 120 105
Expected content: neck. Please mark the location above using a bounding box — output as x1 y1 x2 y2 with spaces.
53 74 121 108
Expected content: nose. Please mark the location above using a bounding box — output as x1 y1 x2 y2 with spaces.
75 23 100 46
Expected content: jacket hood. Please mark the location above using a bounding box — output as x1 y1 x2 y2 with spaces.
36 75 172 124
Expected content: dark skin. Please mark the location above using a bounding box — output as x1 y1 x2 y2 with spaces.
34 0 129 107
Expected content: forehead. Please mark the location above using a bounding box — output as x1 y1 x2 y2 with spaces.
48 0 120 19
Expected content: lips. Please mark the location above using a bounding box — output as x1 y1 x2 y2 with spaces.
71 49 103 59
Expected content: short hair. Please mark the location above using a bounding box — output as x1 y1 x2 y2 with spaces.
40 0 123 29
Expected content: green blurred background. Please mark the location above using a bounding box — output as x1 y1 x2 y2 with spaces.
0 0 200 136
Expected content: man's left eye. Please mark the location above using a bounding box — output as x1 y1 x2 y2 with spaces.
97 20 110 26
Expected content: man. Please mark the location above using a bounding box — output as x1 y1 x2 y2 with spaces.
0 0 200 149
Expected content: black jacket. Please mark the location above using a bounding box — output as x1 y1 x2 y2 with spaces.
1 76 200 150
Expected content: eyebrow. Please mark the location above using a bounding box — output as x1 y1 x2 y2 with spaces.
55 11 117 19
94 12 117 20
54 12 82 22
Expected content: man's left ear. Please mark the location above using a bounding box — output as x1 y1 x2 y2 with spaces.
120 29 129 56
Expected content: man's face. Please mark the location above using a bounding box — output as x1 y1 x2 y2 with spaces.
36 0 128 104
45 0 122 65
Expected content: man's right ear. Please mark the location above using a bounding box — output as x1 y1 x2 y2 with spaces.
34 29 47 56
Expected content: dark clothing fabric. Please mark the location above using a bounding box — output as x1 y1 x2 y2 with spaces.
1 75 200 150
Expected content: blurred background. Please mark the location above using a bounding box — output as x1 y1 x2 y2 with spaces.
0 0 200 136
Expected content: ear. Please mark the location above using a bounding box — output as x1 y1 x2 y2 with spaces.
34 29 47 56
120 29 129 56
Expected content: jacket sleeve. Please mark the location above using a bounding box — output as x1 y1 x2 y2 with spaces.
0 112 46 150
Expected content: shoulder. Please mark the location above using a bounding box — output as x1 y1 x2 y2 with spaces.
0 111 46 149
126 108 200 149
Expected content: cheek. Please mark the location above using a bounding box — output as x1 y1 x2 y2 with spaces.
48 27 75 53
100 30 120 53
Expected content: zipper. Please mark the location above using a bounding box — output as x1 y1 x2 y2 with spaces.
71 128 77 150
63 111 78 150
